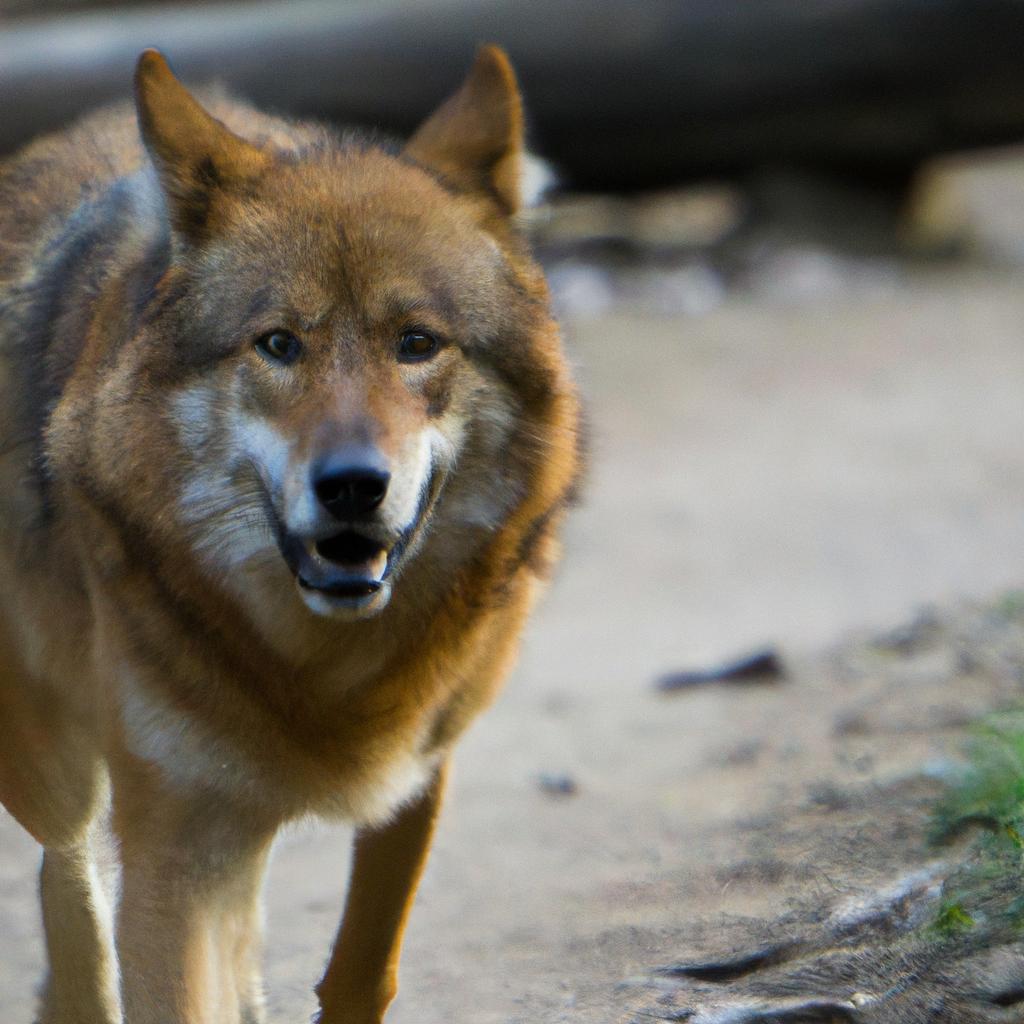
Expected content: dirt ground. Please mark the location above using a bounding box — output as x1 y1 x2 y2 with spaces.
3 193 1024 1020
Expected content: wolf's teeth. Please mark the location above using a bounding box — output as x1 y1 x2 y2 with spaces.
367 549 388 581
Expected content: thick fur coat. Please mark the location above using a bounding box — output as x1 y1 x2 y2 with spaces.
0 46 581 1024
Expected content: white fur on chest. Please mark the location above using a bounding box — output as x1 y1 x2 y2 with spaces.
117 668 434 826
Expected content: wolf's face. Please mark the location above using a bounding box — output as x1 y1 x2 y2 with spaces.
163 154 540 619
85 51 559 622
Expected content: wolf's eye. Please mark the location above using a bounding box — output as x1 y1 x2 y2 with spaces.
398 330 440 362
255 331 302 365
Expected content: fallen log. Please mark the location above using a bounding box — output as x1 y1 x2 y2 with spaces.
3 0 1024 191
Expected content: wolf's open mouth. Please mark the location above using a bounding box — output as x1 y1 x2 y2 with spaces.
315 531 384 567
296 530 390 600
267 464 444 616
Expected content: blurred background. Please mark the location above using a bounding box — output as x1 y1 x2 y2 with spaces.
2 2 1024 1021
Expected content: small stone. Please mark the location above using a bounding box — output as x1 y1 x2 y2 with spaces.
538 772 578 797
656 648 784 692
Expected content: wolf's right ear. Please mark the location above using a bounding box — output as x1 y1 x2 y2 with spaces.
405 45 525 215
134 50 269 240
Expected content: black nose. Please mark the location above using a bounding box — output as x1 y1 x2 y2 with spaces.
312 448 390 519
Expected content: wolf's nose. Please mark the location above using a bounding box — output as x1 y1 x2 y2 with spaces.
312 449 390 519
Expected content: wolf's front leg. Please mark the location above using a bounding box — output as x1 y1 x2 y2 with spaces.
37 837 121 1024
316 762 449 1024
110 753 276 1024
226 846 273 1024
0 659 120 1024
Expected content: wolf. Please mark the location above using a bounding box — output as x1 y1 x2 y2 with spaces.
0 45 582 1024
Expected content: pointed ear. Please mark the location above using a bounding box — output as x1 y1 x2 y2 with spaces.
405 45 525 215
134 49 270 239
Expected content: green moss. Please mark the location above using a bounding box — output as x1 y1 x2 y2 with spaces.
926 712 1024 938
995 589 1024 619
931 900 974 935
931 712 1024 848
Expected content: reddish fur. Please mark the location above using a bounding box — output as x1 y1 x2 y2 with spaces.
0 46 582 1023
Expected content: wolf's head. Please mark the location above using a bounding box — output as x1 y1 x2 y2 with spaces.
85 48 572 625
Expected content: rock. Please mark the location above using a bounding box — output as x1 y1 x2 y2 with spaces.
656 649 785 693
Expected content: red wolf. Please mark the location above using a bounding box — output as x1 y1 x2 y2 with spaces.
0 45 582 1023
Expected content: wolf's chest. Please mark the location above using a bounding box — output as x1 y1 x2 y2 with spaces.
117 669 440 825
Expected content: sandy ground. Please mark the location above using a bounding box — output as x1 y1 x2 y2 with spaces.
2 258 1024 1022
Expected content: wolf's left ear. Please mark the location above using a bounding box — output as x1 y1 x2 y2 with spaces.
134 49 270 239
405 45 525 215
